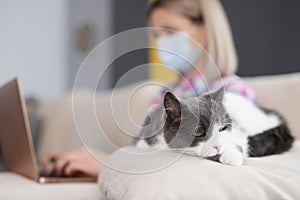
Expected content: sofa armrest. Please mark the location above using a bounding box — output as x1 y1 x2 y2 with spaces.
37 81 162 158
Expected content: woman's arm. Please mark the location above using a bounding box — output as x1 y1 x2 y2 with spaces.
41 147 108 178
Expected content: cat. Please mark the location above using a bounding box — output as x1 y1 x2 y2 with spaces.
135 87 294 166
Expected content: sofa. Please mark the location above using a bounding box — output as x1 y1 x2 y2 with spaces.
0 73 299 199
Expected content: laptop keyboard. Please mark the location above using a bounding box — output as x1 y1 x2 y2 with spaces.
39 170 69 178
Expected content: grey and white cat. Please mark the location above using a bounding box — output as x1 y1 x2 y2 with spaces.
135 87 294 166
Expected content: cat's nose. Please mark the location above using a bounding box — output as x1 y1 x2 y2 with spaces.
213 145 221 153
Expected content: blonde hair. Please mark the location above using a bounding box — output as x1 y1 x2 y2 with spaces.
148 0 238 76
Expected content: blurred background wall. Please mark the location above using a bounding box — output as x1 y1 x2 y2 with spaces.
0 0 299 100
67 0 113 91
0 0 68 99
223 0 300 76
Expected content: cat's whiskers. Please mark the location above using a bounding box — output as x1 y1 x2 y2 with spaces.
247 145 258 157
220 112 228 119
222 122 232 126
170 147 200 156
223 117 232 123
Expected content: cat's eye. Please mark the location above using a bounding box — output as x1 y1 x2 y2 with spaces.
219 125 229 132
194 132 206 137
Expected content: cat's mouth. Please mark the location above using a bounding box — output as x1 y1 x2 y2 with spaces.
205 154 221 162
169 146 221 158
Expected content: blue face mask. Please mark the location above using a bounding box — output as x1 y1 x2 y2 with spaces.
156 32 202 74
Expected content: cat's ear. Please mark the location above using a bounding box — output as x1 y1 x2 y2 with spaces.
210 86 225 103
164 92 181 122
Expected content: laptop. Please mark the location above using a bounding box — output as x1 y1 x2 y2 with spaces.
0 78 97 183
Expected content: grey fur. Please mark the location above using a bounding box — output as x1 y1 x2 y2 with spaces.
137 87 232 149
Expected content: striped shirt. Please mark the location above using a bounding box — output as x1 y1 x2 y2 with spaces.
151 73 256 105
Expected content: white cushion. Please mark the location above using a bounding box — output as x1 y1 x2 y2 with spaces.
0 172 101 200
99 141 300 200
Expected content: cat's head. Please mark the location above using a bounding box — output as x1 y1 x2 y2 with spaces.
163 87 232 157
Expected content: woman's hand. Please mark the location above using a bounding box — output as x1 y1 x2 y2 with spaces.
41 147 106 178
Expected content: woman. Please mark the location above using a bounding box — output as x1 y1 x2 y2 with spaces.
42 0 255 178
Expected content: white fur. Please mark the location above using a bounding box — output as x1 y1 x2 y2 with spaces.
136 134 169 150
136 139 149 149
223 93 280 135
198 123 230 157
152 134 169 150
219 146 244 166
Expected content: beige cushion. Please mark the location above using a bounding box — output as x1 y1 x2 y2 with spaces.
37 82 162 158
0 172 101 199
99 141 300 200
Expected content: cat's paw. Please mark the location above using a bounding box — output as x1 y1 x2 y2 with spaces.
136 139 149 149
219 148 243 166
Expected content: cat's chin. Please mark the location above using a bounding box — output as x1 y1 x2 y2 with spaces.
203 149 219 157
